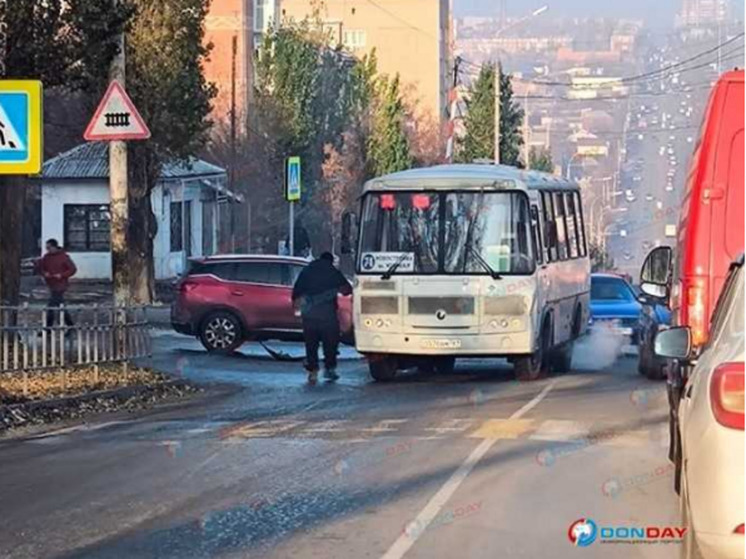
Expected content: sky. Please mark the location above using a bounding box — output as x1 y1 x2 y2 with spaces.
455 0 680 25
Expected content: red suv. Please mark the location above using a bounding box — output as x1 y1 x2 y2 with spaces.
171 255 354 353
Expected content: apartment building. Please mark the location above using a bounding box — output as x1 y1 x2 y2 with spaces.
279 0 452 129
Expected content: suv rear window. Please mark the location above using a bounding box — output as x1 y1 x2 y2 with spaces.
235 262 284 285
187 261 237 280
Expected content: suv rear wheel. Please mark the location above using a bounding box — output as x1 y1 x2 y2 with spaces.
199 311 243 353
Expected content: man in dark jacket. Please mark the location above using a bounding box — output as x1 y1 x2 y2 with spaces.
292 252 352 384
35 239 77 327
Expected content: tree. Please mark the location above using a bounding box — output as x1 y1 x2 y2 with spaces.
529 147 554 173
0 0 129 305
367 74 412 176
589 242 616 272
123 0 217 302
455 63 524 166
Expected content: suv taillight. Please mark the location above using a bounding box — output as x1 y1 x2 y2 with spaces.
710 362 745 430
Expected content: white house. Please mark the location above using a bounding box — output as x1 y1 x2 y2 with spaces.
40 142 242 280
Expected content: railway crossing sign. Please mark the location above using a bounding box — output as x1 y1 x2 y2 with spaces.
0 80 43 175
84 80 150 141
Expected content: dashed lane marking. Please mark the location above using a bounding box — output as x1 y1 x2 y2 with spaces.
423 418 474 436
361 419 409 433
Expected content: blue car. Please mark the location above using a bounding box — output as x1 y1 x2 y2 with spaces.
636 287 672 380
589 273 643 343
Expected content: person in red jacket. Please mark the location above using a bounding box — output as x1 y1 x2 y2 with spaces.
36 239 77 327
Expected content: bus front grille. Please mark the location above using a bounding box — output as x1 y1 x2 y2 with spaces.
408 297 475 315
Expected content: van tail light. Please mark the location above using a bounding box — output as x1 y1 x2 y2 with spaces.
710 362 745 430
734 524 744 534
684 278 708 346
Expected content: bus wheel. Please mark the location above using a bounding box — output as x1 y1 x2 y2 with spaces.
369 356 398 382
515 325 549 381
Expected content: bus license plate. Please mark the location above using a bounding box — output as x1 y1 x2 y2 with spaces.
421 339 462 349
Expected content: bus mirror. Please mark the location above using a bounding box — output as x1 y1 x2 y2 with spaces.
341 212 356 255
640 246 672 285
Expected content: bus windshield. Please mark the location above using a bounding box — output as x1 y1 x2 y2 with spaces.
358 191 534 275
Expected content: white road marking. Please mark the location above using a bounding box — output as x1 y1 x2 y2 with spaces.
301 420 350 433
362 419 409 433
529 419 589 442
424 418 474 435
380 380 557 559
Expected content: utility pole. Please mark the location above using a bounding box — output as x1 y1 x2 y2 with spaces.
523 92 530 169
229 34 237 253
494 63 501 164
109 7 129 307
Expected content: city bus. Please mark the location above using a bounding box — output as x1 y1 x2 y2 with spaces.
346 164 591 381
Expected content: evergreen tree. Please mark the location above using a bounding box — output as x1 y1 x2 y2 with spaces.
456 63 524 166
529 147 554 173
367 74 412 176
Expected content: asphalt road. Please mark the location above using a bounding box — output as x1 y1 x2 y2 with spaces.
0 333 680 559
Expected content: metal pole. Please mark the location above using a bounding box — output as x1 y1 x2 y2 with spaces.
494 62 501 165
288 202 295 257
109 16 129 307
523 92 530 169
230 34 237 253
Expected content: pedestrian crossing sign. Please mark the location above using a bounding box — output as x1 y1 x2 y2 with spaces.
0 80 43 175
285 156 301 202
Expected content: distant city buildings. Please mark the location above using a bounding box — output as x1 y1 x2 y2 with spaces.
676 0 728 27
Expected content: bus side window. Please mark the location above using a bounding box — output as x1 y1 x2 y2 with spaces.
575 191 588 256
530 205 543 264
565 192 579 259
541 192 557 261
553 192 568 260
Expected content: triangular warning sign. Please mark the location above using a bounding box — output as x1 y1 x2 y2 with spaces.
84 80 150 141
0 103 26 151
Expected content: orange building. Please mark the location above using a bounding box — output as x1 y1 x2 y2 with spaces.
203 0 256 131
279 0 452 131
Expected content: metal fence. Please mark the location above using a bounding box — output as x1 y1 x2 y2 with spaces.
0 304 151 373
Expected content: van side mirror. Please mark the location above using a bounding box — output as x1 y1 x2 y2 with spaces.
341 212 356 255
654 326 692 360
640 246 672 285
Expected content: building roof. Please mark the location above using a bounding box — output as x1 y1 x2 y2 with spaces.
41 142 225 181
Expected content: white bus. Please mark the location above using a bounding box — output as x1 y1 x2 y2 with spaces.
348 164 591 381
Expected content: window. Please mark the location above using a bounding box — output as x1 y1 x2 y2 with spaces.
575 191 587 256
254 0 275 33
553 192 568 260
170 201 192 255
541 192 557 262
63 204 110 252
591 276 635 302
565 192 579 259
235 262 284 285
188 262 238 280
343 29 367 49
530 205 543 265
